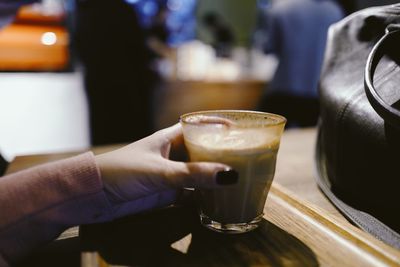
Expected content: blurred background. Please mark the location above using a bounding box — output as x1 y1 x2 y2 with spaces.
0 0 398 161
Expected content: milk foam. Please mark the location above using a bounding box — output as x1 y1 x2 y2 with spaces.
194 129 277 150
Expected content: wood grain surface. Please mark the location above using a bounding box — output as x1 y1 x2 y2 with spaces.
77 183 400 267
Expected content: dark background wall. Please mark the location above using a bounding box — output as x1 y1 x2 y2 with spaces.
357 0 400 9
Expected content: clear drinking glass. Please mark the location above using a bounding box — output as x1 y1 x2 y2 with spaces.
180 110 286 234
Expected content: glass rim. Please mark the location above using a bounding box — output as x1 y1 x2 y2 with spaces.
180 110 287 127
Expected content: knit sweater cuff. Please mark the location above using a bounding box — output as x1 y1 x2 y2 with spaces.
0 152 113 264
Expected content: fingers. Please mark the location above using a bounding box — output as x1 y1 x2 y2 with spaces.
158 123 183 145
157 124 239 188
166 161 238 189
168 124 187 161
157 123 187 161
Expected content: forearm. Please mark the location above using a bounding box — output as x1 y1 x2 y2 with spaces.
0 152 112 265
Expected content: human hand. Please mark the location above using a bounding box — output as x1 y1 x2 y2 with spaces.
95 124 238 219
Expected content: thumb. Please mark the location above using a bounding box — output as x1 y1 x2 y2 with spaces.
167 161 238 189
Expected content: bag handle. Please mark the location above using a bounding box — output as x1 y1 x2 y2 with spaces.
364 24 400 127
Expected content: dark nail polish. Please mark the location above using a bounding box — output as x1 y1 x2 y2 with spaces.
216 169 239 185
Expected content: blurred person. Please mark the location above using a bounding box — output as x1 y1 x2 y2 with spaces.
255 0 345 127
202 12 235 58
75 0 158 145
146 2 175 62
148 1 169 48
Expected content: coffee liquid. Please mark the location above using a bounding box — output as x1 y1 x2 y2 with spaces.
185 128 280 224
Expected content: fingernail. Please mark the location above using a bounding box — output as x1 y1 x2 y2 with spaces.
216 169 239 185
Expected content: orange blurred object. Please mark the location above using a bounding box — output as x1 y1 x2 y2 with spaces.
15 5 66 24
0 4 69 71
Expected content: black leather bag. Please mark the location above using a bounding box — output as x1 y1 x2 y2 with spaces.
316 4 400 248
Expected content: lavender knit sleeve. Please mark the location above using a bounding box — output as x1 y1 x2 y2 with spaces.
0 152 113 266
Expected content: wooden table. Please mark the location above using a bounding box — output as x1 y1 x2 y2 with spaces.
7 128 400 267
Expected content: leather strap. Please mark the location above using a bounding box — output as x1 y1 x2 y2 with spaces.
364 24 400 127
